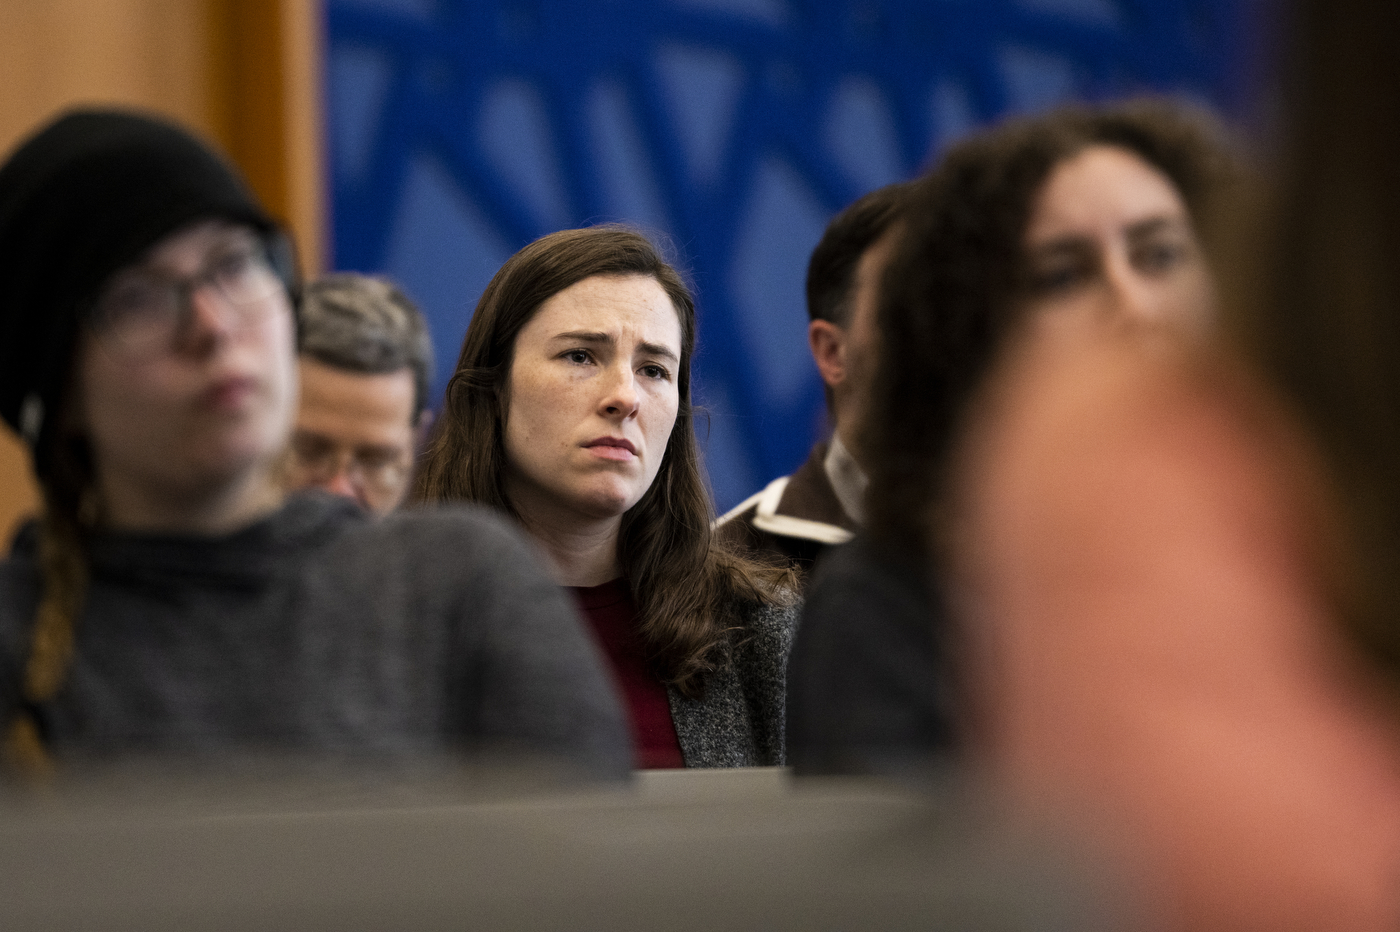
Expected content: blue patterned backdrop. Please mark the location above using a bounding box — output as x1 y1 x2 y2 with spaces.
325 0 1255 511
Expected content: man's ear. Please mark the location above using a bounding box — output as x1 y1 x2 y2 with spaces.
809 319 848 389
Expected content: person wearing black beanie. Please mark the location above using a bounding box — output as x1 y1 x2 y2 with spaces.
0 109 629 779
0 109 291 471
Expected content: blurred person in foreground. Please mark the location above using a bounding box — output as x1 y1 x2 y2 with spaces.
283 273 433 516
0 109 628 779
714 182 910 577
944 25 1400 929
787 98 1234 776
415 226 798 769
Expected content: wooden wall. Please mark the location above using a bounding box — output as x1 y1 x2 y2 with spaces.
0 0 324 545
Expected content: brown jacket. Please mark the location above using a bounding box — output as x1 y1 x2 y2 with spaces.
713 442 856 579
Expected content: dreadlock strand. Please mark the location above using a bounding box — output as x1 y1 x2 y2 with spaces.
4 489 89 778
3 714 53 780
24 505 85 701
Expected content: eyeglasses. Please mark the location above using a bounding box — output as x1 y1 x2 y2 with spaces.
87 242 285 359
286 432 414 502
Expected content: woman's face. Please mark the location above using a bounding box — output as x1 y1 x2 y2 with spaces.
75 220 298 509
503 273 682 526
1022 144 1213 331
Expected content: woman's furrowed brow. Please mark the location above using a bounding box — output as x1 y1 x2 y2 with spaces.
638 341 679 362
551 330 611 345
551 331 679 362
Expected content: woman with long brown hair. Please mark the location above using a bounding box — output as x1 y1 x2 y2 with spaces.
416 226 797 768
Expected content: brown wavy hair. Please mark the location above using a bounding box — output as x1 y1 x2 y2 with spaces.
414 225 794 697
864 98 1240 559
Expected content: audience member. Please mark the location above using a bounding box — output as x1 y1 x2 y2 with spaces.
945 17 1400 924
414 227 798 769
714 183 909 576
786 99 1237 775
284 273 432 516
0 110 629 779
951 325 1400 932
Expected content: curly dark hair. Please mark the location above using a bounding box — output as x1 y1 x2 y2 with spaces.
862 98 1239 558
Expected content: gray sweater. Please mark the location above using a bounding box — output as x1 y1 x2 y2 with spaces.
0 494 630 778
667 601 798 767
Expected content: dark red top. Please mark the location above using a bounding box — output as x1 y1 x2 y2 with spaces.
570 579 685 769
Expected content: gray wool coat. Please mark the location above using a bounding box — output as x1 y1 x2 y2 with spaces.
666 600 799 768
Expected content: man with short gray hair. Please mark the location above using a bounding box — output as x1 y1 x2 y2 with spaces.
286 273 433 515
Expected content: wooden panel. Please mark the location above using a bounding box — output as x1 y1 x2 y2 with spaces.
0 0 218 155
212 0 326 273
0 0 323 543
281 0 328 273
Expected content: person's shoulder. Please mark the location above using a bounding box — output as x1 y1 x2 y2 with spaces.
745 593 800 631
714 481 843 582
350 502 533 559
804 537 931 628
272 494 521 556
307 499 549 594
378 501 524 540
809 537 885 584
713 487 765 539
728 589 800 659
713 458 853 550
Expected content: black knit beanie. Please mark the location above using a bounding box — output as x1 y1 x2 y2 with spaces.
0 108 284 478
